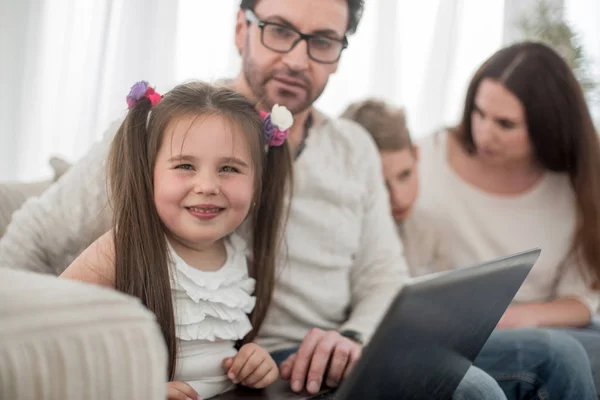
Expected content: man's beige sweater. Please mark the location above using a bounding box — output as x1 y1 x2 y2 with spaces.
0 116 410 349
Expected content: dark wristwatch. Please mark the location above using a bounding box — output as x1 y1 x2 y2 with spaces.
339 329 364 345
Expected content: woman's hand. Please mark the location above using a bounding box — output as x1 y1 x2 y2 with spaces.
222 343 279 389
167 381 202 400
497 299 592 329
497 304 539 329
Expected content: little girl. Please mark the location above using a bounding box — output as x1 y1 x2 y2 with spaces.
61 81 294 400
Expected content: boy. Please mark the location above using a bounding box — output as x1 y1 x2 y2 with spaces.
341 99 451 276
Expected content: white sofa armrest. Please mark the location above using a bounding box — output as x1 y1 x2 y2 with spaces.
0 267 167 399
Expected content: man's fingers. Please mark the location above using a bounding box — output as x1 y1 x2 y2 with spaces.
342 345 362 380
305 331 339 394
289 328 323 392
280 353 297 380
325 343 351 388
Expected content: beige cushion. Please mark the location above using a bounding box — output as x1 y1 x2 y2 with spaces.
49 156 72 181
0 158 72 238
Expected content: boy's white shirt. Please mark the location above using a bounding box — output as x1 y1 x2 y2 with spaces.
397 207 453 278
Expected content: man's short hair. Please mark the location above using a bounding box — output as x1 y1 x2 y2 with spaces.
240 0 364 35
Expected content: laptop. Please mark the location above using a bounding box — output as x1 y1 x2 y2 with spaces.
213 249 540 400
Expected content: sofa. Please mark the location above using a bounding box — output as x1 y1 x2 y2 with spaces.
0 158 168 399
0 267 167 399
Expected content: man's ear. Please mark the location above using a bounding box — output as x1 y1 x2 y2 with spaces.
235 9 248 55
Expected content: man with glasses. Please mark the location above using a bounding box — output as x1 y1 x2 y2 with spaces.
245 9 348 65
227 1 596 399
1 0 596 399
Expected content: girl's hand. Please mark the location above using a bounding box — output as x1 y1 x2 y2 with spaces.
167 381 202 400
222 343 279 389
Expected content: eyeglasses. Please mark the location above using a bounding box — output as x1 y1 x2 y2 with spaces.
245 9 348 64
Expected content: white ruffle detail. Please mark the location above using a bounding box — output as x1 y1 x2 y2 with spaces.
177 316 253 342
174 294 254 325
227 232 250 256
172 279 255 311
169 234 256 342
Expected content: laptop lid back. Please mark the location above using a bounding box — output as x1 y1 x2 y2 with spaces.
334 249 540 400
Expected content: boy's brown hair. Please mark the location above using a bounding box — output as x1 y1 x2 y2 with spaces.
341 98 412 152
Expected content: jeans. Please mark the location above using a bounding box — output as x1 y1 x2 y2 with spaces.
474 328 597 400
556 324 600 396
451 365 507 400
271 328 597 400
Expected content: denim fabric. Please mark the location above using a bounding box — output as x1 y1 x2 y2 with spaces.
271 347 297 365
554 324 600 396
452 366 507 400
475 328 597 400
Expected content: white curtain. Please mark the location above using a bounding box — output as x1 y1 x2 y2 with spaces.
314 0 506 138
2 0 596 182
0 0 179 181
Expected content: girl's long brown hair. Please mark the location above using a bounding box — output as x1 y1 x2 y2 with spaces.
455 41 600 287
107 82 293 379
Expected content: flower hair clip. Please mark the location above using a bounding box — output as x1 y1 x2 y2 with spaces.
260 104 294 148
126 81 162 109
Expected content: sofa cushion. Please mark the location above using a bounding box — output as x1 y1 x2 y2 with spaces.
0 157 72 238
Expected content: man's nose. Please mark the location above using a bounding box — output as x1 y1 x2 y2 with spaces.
282 39 310 72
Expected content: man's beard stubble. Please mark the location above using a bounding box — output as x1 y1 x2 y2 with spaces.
243 52 325 115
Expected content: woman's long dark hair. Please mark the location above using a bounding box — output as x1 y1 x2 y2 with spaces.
107 82 293 379
455 41 600 287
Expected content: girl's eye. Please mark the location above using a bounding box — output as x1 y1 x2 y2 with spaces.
175 164 194 170
221 166 239 173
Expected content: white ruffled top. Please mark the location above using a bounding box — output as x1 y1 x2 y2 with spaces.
169 234 256 399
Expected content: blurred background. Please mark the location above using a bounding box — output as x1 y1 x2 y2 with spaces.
0 0 598 181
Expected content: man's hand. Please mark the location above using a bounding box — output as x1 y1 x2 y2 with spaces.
222 343 279 389
280 328 362 395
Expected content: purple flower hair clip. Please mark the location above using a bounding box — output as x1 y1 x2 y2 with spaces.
126 81 162 109
260 104 294 148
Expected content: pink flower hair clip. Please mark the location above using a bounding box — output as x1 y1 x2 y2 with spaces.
260 104 294 148
126 81 162 109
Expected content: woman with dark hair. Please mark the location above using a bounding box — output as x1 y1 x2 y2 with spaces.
415 41 600 388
